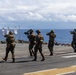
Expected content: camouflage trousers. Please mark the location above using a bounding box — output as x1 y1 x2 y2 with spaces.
29 43 35 56
71 41 76 52
4 44 15 61
48 40 54 55
33 44 45 60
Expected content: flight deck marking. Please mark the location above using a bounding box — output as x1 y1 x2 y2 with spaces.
23 66 76 75
62 55 76 58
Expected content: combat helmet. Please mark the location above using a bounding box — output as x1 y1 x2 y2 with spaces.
50 30 54 33
9 31 13 34
29 29 34 33
74 29 76 32
36 30 41 33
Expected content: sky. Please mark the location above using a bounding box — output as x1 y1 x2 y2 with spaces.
0 0 76 29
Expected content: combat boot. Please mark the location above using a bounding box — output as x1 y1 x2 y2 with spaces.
2 58 7 61
74 48 76 52
32 59 37 61
50 52 53 56
12 58 15 63
41 58 45 61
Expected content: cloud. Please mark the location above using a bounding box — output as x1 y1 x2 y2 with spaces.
67 15 76 22
0 0 76 22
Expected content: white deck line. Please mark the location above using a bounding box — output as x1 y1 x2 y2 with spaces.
62 55 76 58
56 71 75 75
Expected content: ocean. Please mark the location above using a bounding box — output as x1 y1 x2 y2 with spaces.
0 29 74 44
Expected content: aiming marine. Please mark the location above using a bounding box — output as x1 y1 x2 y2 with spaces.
24 29 36 56
70 29 76 52
46 30 56 56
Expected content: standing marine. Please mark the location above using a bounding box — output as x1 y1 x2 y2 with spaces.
33 30 45 61
46 30 56 56
3 31 16 62
70 29 76 52
24 29 36 56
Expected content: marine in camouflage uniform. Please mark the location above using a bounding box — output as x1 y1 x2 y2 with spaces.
70 29 76 52
3 31 15 62
33 30 45 61
46 30 56 56
27 29 36 56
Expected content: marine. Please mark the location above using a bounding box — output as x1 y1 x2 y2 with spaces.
70 29 76 52
46 30 56 56
24 29 36 56
33 30 45 61
3 31 15 62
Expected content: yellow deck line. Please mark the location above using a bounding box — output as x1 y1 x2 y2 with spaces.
23 66 76 75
